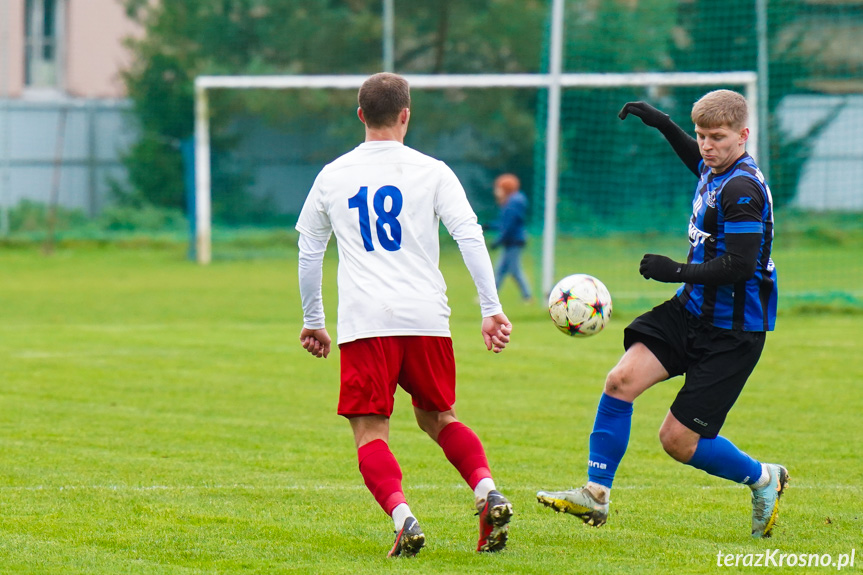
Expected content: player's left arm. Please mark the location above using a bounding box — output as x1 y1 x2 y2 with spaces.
297 232 332 358
640 178 764 285
296 178 335 358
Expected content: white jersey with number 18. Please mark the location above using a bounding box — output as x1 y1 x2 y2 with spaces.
295 140 500 345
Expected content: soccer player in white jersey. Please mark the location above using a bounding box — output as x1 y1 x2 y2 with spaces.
295 72 514 558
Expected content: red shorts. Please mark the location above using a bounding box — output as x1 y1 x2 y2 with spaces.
338 336 456 417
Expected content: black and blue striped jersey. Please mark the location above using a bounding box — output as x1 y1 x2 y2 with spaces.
676 153 777 331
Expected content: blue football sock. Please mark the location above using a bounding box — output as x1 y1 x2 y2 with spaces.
686 436 763 485
587 393 634 488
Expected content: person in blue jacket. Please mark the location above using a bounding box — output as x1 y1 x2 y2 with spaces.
491 173 532 302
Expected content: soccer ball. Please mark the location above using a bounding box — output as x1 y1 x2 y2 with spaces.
547 274 612 337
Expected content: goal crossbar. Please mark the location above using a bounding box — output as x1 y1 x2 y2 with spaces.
197 72 758 90
194 71 758 294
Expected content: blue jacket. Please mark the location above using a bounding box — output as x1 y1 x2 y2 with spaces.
493 191 528 248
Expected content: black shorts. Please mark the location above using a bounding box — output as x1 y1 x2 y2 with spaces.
623 297 766 438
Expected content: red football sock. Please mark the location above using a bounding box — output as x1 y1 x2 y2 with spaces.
436 421 492 489
357 439 407 515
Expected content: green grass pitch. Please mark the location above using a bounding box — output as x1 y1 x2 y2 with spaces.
0 240 861 573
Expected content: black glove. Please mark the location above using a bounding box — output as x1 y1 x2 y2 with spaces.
618 101 670 128
639 254 685 283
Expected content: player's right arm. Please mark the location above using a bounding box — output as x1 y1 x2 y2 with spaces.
639 178 765 285
619 101 702 177
482 313 512 354
435 164 512 352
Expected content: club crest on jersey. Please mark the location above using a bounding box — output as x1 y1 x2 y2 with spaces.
706 190 717 208
688 221 711 247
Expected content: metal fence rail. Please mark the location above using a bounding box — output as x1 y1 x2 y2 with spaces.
0 98 134 229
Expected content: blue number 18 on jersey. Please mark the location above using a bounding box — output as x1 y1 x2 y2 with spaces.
348 185 403 252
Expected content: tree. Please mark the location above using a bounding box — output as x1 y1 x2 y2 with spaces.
119 0 548 222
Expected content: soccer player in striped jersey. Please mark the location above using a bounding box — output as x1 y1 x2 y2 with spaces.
537 90 789 538
296 73 513 557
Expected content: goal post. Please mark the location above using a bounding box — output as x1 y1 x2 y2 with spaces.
193 71 757 293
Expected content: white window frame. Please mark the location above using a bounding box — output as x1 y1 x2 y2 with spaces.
24 0 66 92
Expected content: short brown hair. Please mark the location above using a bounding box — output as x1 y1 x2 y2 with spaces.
691 89 748 130
358 73 411 128
494 173 520 194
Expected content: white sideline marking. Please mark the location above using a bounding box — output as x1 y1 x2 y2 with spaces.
12 350 181 359
0 483 852 493
0 323 281 331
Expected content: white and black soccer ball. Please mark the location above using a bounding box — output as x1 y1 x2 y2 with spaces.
547 274 612 337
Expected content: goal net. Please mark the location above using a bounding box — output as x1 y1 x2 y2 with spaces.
192 72 759 308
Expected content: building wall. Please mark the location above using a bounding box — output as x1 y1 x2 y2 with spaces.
66 1 142 98
780 94 863 211
1 1 141 217
2 0 26 97
2 0 140 99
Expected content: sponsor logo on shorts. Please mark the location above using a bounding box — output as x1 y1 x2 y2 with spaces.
693 418 709 427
